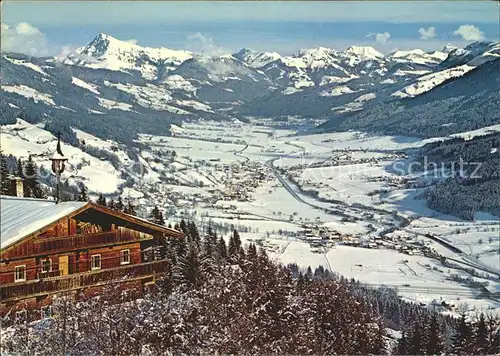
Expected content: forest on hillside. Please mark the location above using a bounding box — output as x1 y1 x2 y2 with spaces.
419 132 500 220
2 219 499 355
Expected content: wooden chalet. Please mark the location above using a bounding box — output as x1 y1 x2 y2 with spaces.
0 195 183 319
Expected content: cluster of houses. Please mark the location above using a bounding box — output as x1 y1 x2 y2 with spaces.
292 223 436 258
219 161 270 202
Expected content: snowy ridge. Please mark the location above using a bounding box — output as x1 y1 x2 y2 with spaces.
392 64 475 98
1 85 56 106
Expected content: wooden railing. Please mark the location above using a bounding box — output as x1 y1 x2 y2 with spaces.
3 230 153 259
37 270 61 279
0 260 168 302
35 229 152 252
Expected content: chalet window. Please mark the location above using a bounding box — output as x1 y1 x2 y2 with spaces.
41 306 53 319
120 249 130 265
41 259 52 273
91 254 101 270
14 265 26 282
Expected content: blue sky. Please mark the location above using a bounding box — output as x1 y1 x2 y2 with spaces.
1 1 499 56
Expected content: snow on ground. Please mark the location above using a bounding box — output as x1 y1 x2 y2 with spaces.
71 77 100 94
405 216 500 272
1 120 125 194
3 56 48 76
97 97 133 111
1 85 56 106
354 92 376 102
228 179 352 228
74 129 132 166
175 100 214 113
140 134 247 163
392 64 475 98
275 242 500 315
102 81 194 114
298 162 395 206
162 75 197 92
319 75 355 86
319 85 356 97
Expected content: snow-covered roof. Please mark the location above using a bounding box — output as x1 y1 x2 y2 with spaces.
0 196 87 250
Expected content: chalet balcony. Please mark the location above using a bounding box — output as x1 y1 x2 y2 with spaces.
37 270 62 279
4 230 153 259
0 260 168 303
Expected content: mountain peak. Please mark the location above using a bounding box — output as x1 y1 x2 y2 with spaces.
297 47 335 57
235 48 257 56
70 33 192 79
442 43 458 54
345 46 384 59
233 48 281 68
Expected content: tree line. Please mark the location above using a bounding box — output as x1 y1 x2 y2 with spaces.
420 132 500 220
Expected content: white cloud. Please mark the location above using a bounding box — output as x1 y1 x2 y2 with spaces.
453 24 485 41
366 32 391 45
55 45 99 65
418 27 437 40
0 22 49 56
15 22 43 36
125 38 138 45
186 32 225 56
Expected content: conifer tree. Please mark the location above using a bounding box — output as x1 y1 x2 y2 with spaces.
179 219 188 234
124 200 136 216
217 236 228 261
202 233 214 258
149 206 165 226
427 314 444 355
174 244 211 289
96 194 107 207
473 313 489 355
238 246 245 260
0 152 12 195
487 316 500 354
108 199 116 210
305 266 313 279
210 229 218 247
247 243 257 260
173 235 187 258
228 234 238 258
297 272 305 291
408 315 429 355
115 196 124 211
314 265 325 278
77 183 88 201
188 221 200 247
16 158 23 178
397 331 409 355
24 155 43 198
371 320 387 355
233 229 241 250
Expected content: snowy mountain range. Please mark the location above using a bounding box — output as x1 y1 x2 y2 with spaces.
1 33 499 143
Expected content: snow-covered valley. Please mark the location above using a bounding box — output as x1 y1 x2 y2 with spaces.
2 118 499 318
